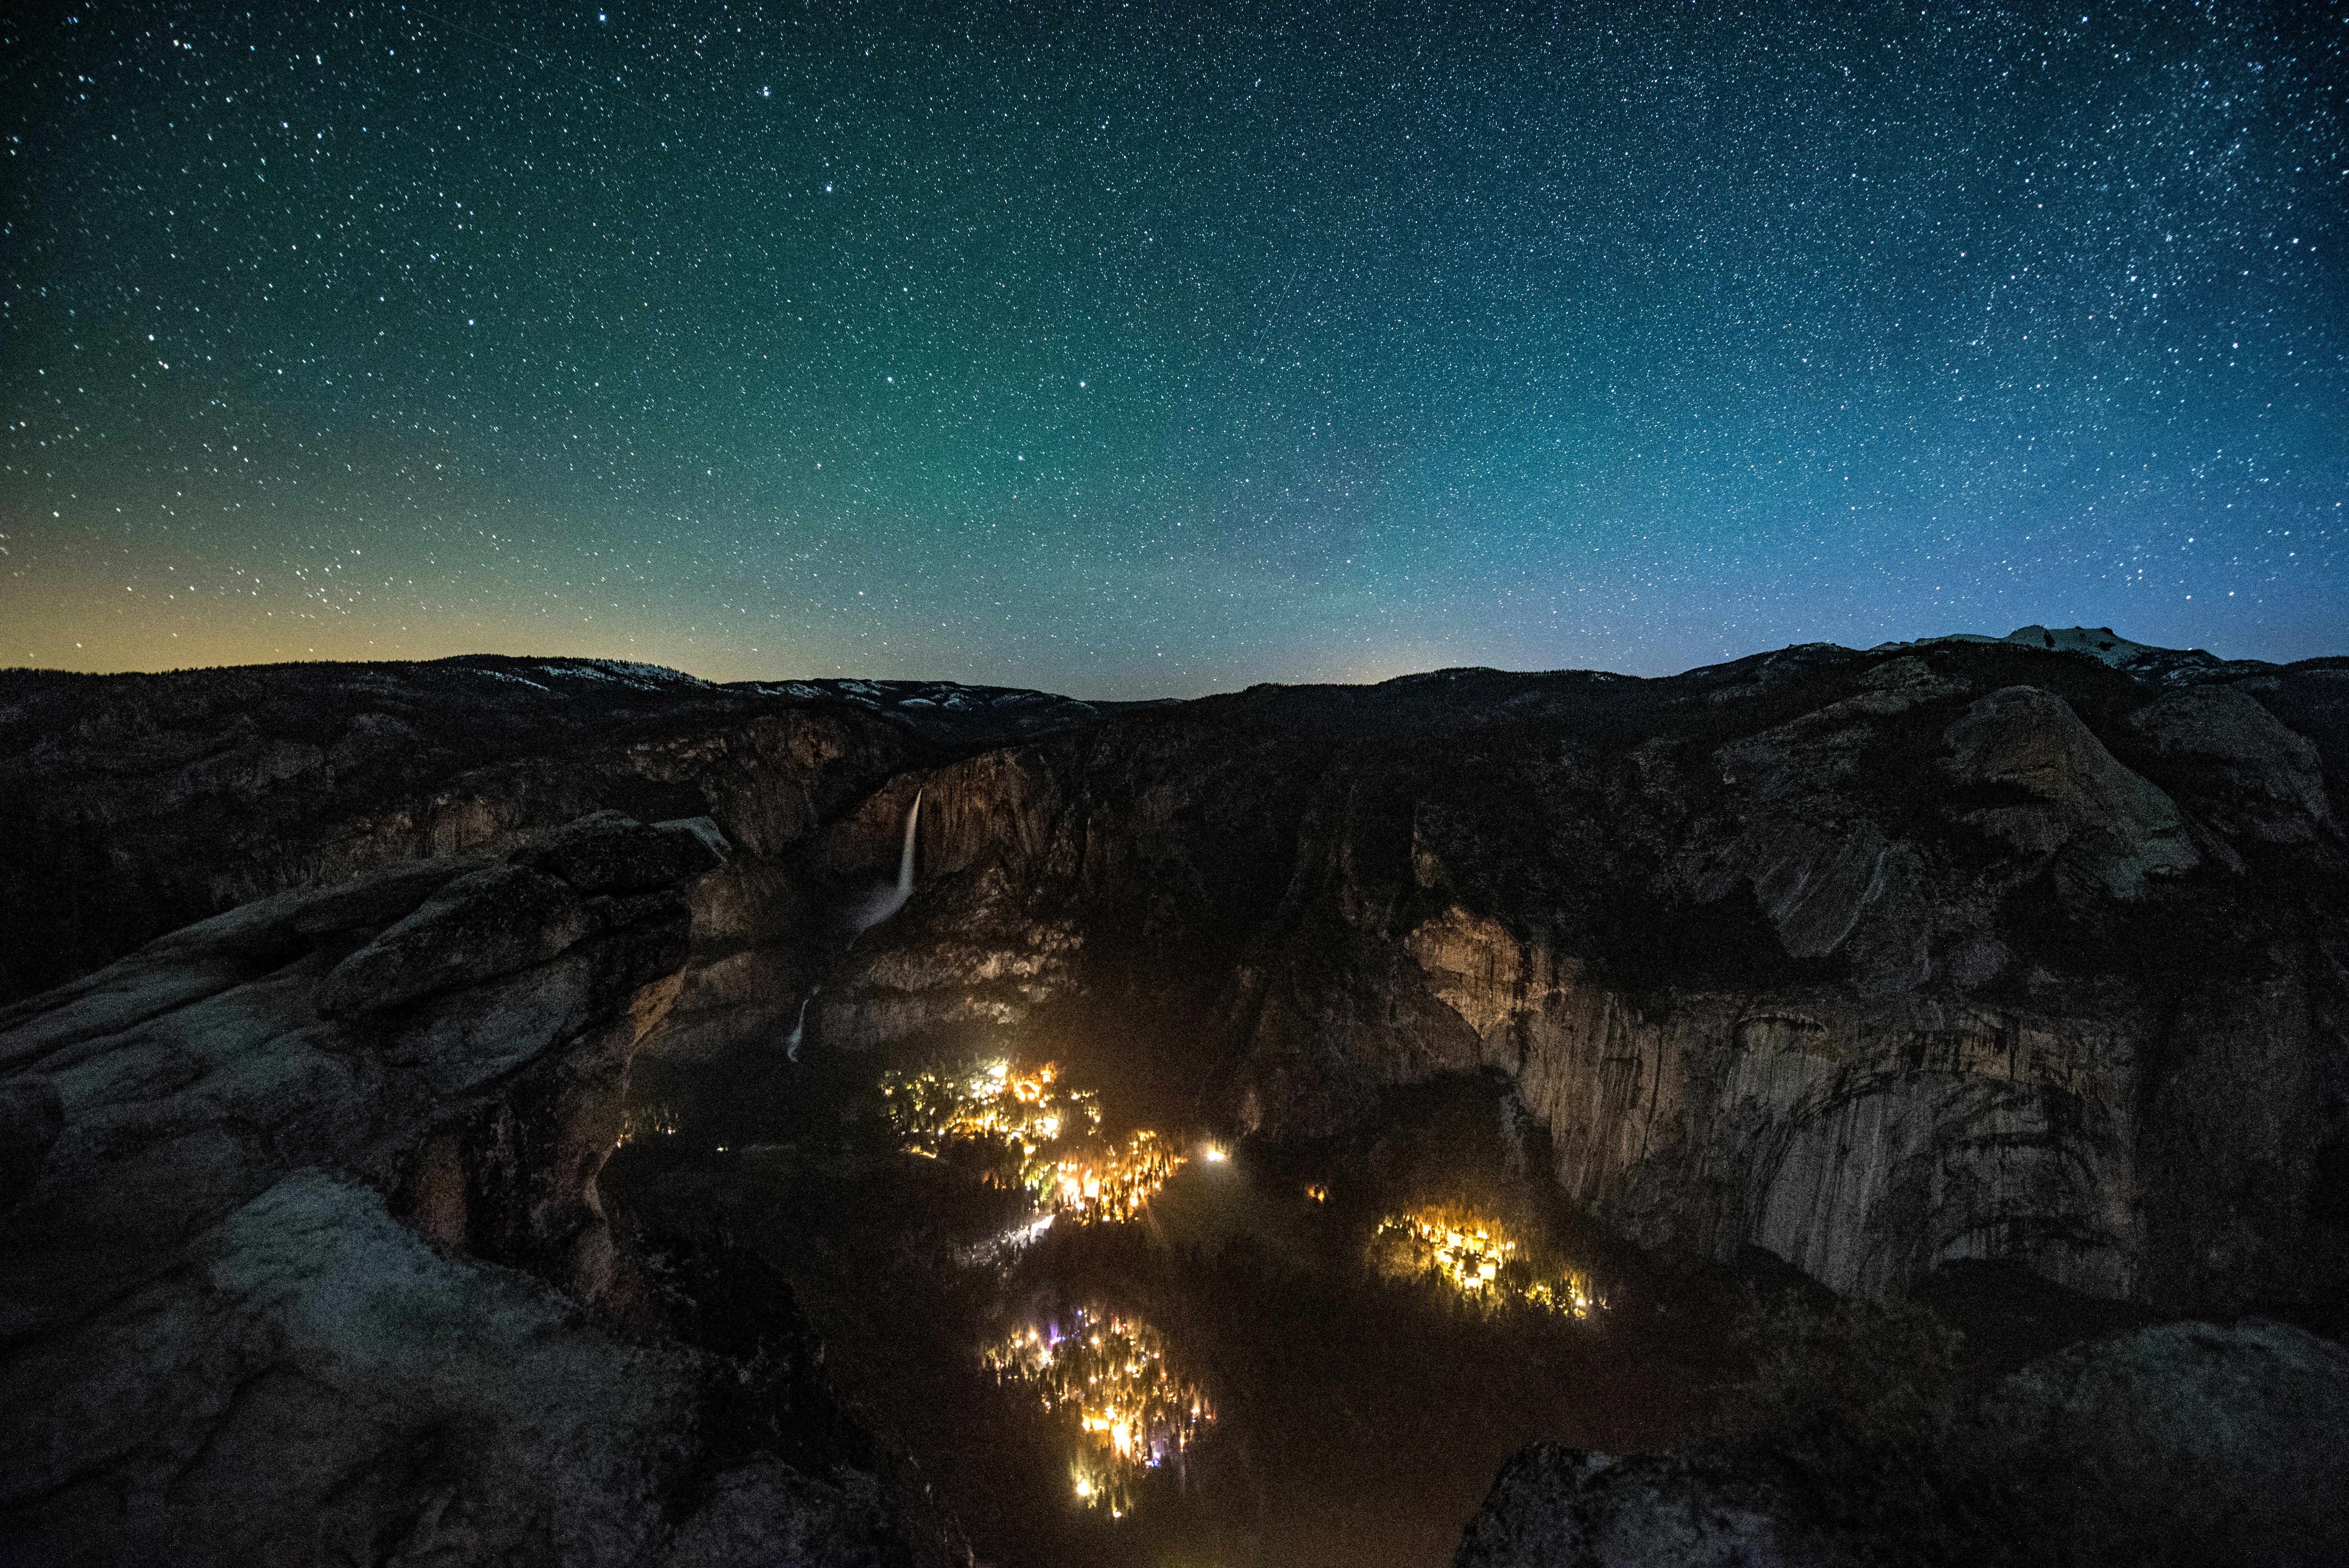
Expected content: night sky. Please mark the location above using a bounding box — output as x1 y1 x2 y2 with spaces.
4 1 2342 696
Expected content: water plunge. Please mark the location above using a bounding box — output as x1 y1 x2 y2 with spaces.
784 988 816 1061
848 788 923 934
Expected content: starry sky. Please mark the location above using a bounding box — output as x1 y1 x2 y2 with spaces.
3 0 2342 696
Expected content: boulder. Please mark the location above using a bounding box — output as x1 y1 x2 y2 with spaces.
1973 1319 2349 1567
1455 1447 1820 1568
1456 1320 2349 1568
316 863 595 1015
3 1169 708 1566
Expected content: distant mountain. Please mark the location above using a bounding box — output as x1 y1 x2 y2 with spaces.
1870 622 2272 684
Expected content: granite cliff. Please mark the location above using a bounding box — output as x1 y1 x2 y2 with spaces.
6 629 2345 1561
0 810 913 1564
811 631 2347 1313
6 630 2344 1323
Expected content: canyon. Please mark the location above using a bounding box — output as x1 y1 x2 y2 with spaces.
2 627 2345 1563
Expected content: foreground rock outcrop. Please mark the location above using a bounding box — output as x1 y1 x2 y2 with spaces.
0 658 1111 1059
1456 1319 2349 1568
0 813 909 1566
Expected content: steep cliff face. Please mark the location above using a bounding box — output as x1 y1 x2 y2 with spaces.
5 638 2344 1318
804 642 2348 1313
0 657 1109 1066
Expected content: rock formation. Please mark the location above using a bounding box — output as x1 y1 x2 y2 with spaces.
3 633 2343 1324
809 637 2346 1313
0 811 908 1566
3 630 2343 1561
0 658 1108 1057
1455 1319 2349 1567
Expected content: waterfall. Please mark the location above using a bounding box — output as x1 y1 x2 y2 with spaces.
807 788 922 1056
785 988 816 1061
895 786 923 902
848 788 923 934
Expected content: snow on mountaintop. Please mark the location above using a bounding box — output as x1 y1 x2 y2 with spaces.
1873 625 2184 670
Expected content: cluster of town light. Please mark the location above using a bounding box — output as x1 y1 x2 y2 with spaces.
881 1058 1095 1155
1041 1128 1187 1223
879 1058 1189 1224
881 1059 1225 1511
612 1101 682 1149
985 1308 1214 1516
1375 1208 1601 1317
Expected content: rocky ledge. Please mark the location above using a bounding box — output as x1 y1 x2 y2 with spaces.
1458 1319 2349 1568
0 810 912 1566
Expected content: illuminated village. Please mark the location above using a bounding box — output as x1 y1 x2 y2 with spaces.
985 1309 1215 1516
1375 1208 1602 1318
879 1058 1190 1224
876 1059 1608 1518
877 1058 1217 1507
881 1058 1094 1154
